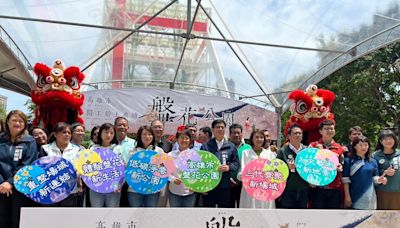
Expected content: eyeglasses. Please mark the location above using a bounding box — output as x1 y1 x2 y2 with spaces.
323 127 335 131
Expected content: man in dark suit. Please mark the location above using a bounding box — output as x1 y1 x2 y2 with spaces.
200 119 240 208
151 120 173 153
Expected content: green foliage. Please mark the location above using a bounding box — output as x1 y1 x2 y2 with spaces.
280 109 291 144
314 3 400 147
319 42 400 146
0 105 6 121
24 99 35 121
81 131 93 148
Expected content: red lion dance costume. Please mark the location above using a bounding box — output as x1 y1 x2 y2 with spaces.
285 84 335 144
31 59 85 132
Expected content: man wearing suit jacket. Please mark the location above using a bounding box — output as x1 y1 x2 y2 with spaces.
200 119 240 208
151 120 173 153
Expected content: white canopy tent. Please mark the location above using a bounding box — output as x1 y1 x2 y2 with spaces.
1 0 400 141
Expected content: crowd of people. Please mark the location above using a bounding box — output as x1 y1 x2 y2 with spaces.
0 109 399 228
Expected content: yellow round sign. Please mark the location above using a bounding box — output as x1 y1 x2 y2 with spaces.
73 149 102 176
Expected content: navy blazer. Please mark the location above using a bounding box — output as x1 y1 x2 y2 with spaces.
201 138 240 189
0 134 38 185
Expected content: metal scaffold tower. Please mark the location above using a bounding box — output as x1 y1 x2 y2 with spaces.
97 0 229 97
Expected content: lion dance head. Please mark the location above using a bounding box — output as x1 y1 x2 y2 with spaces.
31 59 85 132
285 84 335 144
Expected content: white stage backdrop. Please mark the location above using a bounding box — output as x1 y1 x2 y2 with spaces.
20 208 400 228
82 88 278 139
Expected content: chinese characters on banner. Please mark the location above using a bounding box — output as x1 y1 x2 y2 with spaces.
82 88 277 139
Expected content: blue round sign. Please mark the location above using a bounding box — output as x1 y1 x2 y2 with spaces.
125 150 170 194
29 156 77 204
14 165 47 194
295 148 339 186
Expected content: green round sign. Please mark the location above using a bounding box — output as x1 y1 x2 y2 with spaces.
263 158 289 183
180 150 222 193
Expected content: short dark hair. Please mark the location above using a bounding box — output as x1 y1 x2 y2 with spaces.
48 122 71 143
319 119 335 130
97 123 117 146
229 123 243 134
176 129 192 140
199 126 212 139
348 126 362 136
114 116 128 126
4 110 28 140
350 136 371 160
211 119 226 128
287 124 302 135
136 125 156 148
71 122 85 132
249 129 265 147
29 126 48 136
90 126 100 141
185 123 197 129
376 129 399 151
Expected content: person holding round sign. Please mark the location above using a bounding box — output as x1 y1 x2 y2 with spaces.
123 125 166 207
200 120 240 208
372 129 400 210
237 129 277 208
343 136 387 210
41 122 82 206
276 125 309 209
168 130 198 207
308 120 344 209
0 110 39 228
86 123 123 207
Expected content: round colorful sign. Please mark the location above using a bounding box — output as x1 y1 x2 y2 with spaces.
29 156 77 204
242 158 288 201
178 150 222 193
175 149 201 172
295 148 339 186
263 158 289 183
73 149 102 177
14 165 47 195
125 150 172 194
79 148 125 193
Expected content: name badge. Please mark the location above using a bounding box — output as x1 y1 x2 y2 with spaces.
13 146 24 161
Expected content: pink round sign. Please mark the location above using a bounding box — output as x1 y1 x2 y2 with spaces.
242 158 288 201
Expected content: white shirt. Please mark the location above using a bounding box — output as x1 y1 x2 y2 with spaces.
289 143 306 154
216 138 225 150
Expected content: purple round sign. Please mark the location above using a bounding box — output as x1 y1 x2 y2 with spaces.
175 149 202 172
81 148 125 193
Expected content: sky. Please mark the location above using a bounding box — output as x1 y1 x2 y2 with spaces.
0 0 398 114
0 88 29 113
